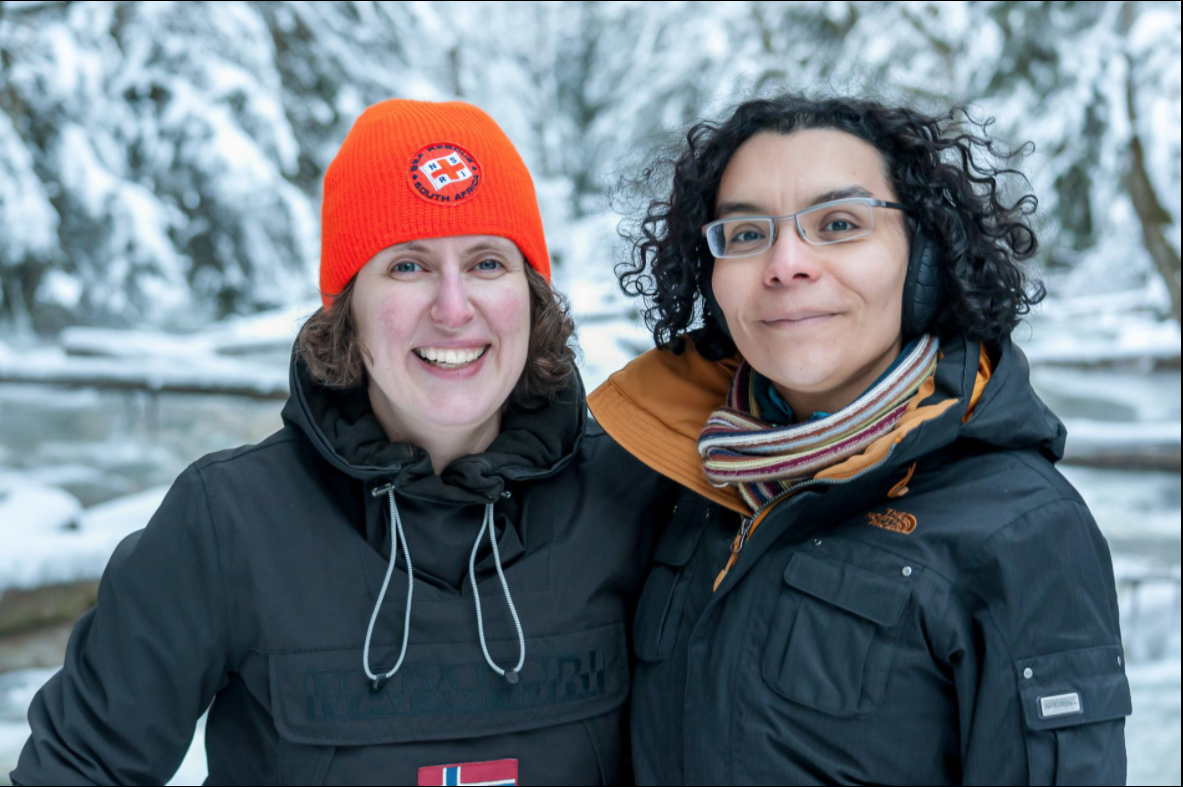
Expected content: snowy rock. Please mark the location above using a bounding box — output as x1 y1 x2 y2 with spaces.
0 478 166 593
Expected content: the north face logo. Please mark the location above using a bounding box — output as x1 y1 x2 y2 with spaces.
408 142 483 205
866 508 917 534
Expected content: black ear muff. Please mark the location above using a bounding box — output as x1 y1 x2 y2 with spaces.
900 226 943 338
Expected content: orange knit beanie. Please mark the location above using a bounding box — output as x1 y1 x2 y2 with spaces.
319 99 550 310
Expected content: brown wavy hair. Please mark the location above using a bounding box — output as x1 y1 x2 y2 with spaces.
295 265 578 408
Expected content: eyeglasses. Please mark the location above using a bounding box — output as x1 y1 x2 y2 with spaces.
700 197 909 258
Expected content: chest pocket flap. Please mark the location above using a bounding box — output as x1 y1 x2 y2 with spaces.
784 551 912 626
764 551 916 716
633 498 707 662
269 621 628 746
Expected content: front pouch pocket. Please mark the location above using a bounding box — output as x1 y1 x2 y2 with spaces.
271 621 628 744
269 621 629 784
761 551 916 716
632 498 706 662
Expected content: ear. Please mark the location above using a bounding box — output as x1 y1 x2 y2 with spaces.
900 221 943 338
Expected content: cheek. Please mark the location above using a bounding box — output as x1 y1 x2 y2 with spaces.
375 295 426 345
876 261 909 319
485 289 532 351
841 254 907 322
711 265 745 320
355 292 423 369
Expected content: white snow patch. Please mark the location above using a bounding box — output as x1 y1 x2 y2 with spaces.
0 667 208 786
0 479 167 592
1063 418 1181 447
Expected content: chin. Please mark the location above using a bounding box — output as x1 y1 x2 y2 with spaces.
751 349 842 395
420 395 503 428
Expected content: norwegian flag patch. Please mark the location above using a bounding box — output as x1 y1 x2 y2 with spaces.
408 142 483 206
418 758 518 786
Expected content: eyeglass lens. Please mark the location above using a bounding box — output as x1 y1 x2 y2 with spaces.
707 200 875 256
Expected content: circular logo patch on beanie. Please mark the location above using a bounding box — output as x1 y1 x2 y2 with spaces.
407 143 483 206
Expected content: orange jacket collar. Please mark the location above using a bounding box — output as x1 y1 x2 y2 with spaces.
588 337 993 516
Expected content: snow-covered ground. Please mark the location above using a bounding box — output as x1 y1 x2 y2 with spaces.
1016 284 1182 369
0 666 206 786
0 480 168 592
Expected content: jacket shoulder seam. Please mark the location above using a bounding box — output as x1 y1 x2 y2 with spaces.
941 499 1101 652
971 496 1086 556
194 431 304 470
1007 449 1073 492
191 463 238 663
907 499 1096 645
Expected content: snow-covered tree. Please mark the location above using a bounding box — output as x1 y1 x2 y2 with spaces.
0 0 1178 331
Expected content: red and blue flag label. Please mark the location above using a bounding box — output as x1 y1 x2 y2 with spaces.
418 758 518 785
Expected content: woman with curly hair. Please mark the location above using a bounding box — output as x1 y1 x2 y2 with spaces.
590 94 1131 784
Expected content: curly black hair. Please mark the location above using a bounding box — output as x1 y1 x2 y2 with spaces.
615 93 1046 359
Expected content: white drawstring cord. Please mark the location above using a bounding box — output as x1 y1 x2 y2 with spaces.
362 487 413 691
469 500 526 684
362 486 525 690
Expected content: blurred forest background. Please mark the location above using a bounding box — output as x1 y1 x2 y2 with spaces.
0 0 1179 328
0 1 1179 784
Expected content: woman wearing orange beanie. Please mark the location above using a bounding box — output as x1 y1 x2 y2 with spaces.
11 99 673 786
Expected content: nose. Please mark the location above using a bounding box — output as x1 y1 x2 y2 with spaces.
763 218 823 287
430 269 476 327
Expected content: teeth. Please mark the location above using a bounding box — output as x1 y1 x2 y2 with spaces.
414 346 488 368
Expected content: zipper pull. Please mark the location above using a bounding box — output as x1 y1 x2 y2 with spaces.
716 514 753 592
731 515 754 555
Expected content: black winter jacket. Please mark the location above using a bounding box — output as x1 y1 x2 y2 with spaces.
11 345 673 786
590 332 1133 785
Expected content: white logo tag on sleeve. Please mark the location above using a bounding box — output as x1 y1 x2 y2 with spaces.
1039 692 1083 718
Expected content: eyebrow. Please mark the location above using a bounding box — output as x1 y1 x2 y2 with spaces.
386 240 515 256
388 241 432 253
715 185 875 217
462 241 515 257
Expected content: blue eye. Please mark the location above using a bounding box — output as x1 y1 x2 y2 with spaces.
475 259 503 271
391 261 421 274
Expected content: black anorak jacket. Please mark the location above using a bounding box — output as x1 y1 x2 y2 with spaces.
12 344 673 786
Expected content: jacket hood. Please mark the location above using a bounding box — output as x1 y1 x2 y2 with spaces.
948 333 1067 459
280 339 587 506
588 330 1065 512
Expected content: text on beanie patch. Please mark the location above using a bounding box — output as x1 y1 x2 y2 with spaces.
408 142 483 206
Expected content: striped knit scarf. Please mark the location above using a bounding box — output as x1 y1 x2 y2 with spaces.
699 334 940 512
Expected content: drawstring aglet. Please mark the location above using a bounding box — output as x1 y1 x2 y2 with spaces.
505 669 519 685
370 674 387 693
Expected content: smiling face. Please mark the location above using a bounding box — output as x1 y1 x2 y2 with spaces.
710 129 912 415
350 234 531 442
